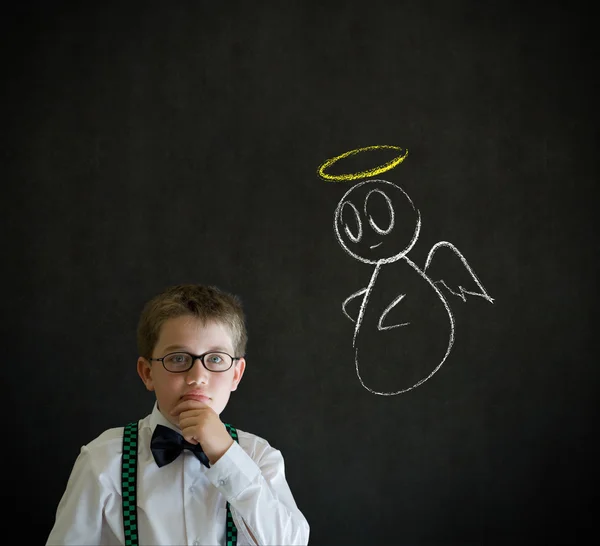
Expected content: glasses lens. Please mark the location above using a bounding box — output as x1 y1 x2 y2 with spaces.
164 352 193 372
204 352 233 372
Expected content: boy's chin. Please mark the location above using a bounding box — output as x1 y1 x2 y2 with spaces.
156 402 180 427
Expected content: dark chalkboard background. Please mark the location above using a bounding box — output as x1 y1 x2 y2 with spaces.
3 2 598 544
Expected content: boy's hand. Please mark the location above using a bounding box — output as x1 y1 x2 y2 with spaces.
170 400 234 464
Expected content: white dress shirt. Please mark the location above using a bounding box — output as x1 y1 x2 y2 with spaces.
46 403 310 545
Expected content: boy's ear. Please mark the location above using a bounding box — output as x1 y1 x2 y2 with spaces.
230 357 246 392
137 357 155 391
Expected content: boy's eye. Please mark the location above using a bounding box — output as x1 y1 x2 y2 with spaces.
167 353 189 364
206 353 223 364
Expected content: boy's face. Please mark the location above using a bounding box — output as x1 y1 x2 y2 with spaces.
137 315 245 426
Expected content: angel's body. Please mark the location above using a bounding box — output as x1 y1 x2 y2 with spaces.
335 179 493 395
344 255 454 394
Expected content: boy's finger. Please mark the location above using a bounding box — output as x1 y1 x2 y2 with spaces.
181 431 199 444
170 399 209 415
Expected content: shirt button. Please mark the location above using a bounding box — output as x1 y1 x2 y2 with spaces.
188 486 194 493
219 479 227 486
193 540 200 546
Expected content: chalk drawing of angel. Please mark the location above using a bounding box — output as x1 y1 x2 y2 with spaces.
318 146 494 395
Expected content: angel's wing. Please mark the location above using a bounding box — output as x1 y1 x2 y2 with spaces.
423 241 494 303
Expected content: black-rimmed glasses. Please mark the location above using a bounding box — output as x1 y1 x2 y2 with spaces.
148 351 242 373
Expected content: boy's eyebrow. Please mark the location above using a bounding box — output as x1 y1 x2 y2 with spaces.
162 344 233 354
162 345 187 353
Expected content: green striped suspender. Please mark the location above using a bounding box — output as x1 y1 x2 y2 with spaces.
121 421 240 546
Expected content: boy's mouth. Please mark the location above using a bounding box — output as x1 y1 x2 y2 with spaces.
181 391 211 403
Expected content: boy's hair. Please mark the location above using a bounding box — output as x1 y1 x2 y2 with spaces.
137 284 248 358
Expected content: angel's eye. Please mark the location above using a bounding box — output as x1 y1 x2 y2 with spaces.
340 201 362 243
365 189 394 235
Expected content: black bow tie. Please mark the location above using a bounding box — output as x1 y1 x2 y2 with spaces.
150 424 211 469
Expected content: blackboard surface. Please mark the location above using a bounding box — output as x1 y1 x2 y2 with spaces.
3 2 597 545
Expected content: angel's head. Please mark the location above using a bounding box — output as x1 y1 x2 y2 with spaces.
334 179 421 264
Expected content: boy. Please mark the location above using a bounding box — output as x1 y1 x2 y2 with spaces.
46 284 310 545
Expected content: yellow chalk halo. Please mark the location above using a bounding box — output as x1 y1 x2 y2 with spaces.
317 145 408 181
